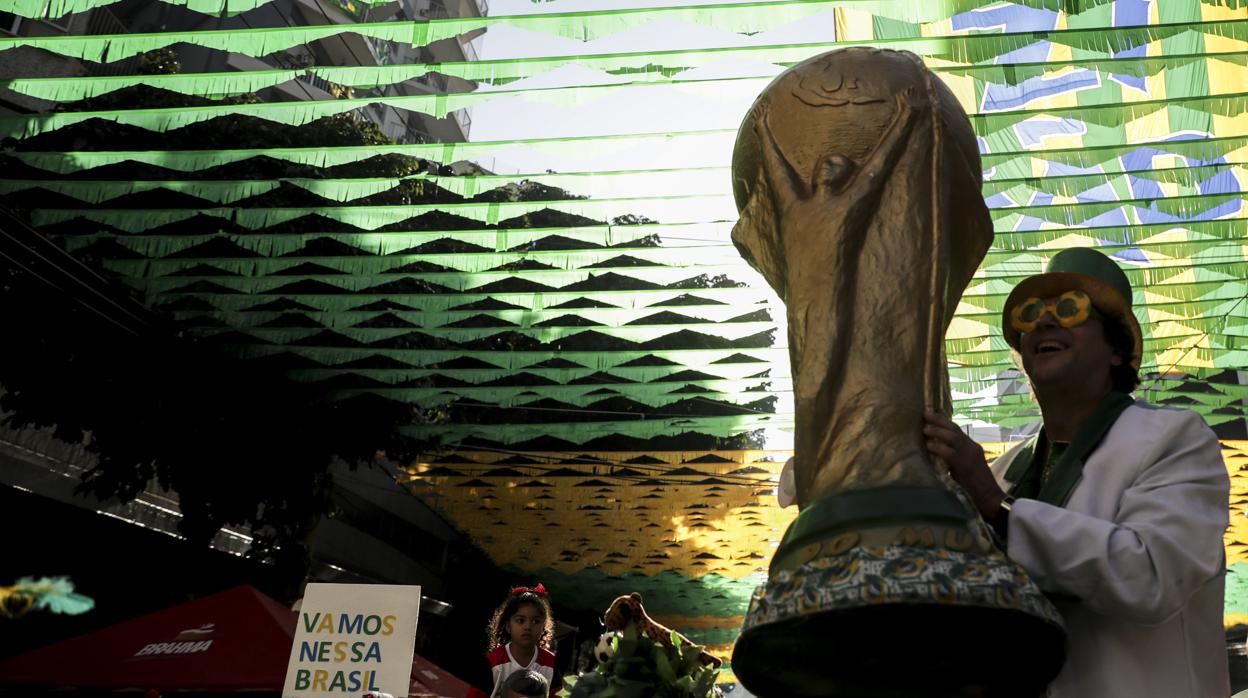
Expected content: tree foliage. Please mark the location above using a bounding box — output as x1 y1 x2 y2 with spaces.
0 247 438 591
0 67 444 590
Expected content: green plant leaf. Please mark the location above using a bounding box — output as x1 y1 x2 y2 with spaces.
654 649 678 684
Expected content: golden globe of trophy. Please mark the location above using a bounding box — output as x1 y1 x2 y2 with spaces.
729 48 1065 697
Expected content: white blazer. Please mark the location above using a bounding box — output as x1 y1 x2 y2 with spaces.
991 402 1231 698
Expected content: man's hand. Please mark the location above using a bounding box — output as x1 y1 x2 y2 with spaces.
923 411 1005 520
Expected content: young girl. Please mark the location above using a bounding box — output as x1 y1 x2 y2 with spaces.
467 584 562 698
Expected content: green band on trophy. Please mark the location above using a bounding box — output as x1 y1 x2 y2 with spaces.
772 487 970 573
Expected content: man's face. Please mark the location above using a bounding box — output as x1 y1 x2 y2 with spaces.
1017 294 1122 389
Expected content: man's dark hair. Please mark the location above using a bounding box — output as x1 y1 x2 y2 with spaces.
1102 313 1140 393
501 669 549 697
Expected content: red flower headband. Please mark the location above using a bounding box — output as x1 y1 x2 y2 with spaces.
510 583 548 598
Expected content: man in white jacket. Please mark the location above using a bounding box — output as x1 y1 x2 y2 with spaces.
923 247 1230 697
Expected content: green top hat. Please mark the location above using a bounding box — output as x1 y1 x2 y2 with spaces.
1001 247 1143 369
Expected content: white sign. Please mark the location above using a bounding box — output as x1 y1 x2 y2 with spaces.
282 583 421 698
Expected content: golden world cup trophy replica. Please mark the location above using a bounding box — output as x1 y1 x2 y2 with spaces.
729 48 1065 697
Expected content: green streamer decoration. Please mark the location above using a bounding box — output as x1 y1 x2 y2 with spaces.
1 10 1242 64
0 0 1181 20
6 131 740 173
11 130 1245 177
4 73 1244 141
6 50 1247 103
26 186 1244 234
27 194 741 231
0 69 305 101
0 78 779 140
0 0 951 60
3 0 1247 451
2 162 1243 205
1 0 391 19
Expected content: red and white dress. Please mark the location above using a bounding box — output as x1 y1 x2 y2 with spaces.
466 643 561 698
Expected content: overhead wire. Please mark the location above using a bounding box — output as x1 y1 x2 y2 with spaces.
0 209 158 336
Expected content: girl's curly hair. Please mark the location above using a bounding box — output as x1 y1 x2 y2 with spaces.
486 590 555 651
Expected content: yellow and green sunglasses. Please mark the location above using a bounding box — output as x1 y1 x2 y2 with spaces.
1008 290 1102 333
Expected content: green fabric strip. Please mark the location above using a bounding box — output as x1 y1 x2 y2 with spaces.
981 135 1248 172
968 258 1248 290
51 220 1248 264
26 189 1241 233
0 0 961 60
134 269 767 297
975 91 1248 134
0 77 775 140
141 294 1248 336
279 361 785 383
372 48 1248 89
4 67 1243 140
6 130 739 173
132 285 777 311
314 402 1248 434
57 232 1248 277
0 69 305 101
0 14 1240 65
393 400 1237 440
27 194 740 231
62 223 734 256
94 373 1220 412
8 44 1245 102
0 21 415 63
181 321 778 345
103 246 750 276
991 192 1246 226
982 164 1248 198
11 132 1244 176
943 341 1242 374
16 0 1182 22
3 0 392 20
308 0 963 44
194 306 1248 341
8 162 1241 204
0 167 734 204
281 384 788 408
395 413 781 445
227 344 789 370
105 235 1248 277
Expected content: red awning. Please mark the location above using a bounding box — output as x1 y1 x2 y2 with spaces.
0 585 295 692
0 584 470 697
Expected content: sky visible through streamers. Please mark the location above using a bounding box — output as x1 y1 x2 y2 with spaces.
468 0 811 448
468 0 827 163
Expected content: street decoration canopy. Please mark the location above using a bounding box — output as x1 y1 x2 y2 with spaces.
1 0 1246 667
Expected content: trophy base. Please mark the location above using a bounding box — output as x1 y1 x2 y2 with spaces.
731 487 1065 698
